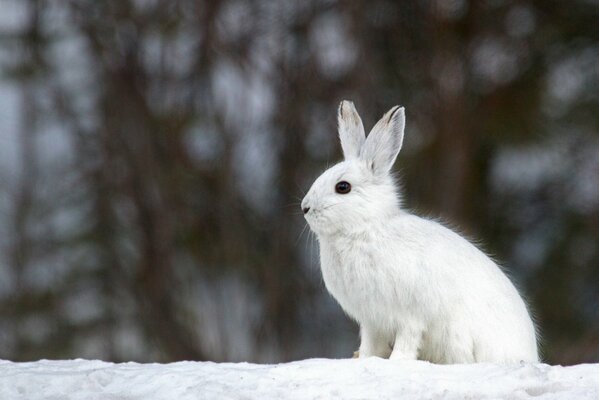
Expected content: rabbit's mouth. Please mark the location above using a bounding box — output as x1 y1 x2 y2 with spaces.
303 208 323 231
304 206 343 236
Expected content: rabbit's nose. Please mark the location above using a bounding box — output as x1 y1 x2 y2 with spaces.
301 198 310 214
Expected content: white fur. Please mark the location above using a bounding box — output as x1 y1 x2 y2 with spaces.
302 101 539 364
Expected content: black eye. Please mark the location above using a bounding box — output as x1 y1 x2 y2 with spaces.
335 181 351 194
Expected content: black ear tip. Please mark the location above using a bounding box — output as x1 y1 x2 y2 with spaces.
387 106 405 123
391 105 404 115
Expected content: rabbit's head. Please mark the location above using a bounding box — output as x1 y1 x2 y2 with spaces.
302 101 405 237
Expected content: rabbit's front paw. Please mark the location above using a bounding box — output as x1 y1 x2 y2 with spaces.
359 327 392 358
389 328 422 360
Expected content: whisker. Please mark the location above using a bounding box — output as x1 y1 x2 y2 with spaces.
304 225 312 262
309 230 317 271
321 203 342 211
294 182 307 197
295 222 309 245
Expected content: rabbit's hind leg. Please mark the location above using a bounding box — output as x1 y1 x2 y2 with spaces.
436 323 476 364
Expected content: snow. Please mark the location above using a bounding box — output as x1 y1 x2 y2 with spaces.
0 358 598 400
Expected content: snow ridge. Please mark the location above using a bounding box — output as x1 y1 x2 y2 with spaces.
1 358 598 400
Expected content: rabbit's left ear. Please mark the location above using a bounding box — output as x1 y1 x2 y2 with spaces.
338 100 366 160
361 106 405 175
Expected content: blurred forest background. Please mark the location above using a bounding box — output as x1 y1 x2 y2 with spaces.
0 0 598 365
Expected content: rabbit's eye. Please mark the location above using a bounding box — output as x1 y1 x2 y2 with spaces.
335 181 351 194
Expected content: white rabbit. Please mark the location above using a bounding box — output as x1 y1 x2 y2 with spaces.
301 101 539 363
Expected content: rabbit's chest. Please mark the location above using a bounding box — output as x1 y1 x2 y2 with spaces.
319 240 397 322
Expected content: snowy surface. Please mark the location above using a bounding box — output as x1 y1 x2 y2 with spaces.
0 358 598 400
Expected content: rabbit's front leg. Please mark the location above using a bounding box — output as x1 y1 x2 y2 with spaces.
359 325 392 358
389 324 423 360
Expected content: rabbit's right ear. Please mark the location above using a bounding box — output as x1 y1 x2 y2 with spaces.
338 100 365 160
360 105 405 176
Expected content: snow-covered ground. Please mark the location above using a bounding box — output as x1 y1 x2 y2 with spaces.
0 358 598 400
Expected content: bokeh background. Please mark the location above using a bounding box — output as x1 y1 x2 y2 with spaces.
0 0 598 364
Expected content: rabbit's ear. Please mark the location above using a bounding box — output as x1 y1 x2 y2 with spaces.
360 106 405 175
338 100 366 160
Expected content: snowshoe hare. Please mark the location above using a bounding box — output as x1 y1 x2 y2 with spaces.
301 101 539 363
